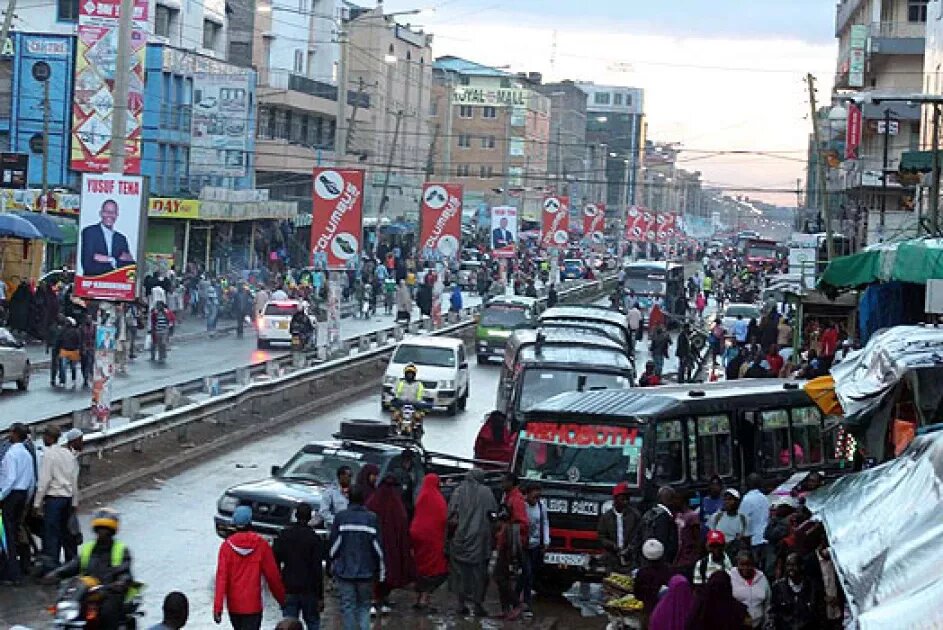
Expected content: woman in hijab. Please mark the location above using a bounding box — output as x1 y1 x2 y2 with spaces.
473 410 516 465
687 570 748 630
355 463 380 504
366 473 416 612
447 469 498 617
650 575 695 630
409 473 448 610
8 280 31 333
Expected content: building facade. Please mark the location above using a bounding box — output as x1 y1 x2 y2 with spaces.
834 0 925 242
535 80 590 202
578 82 645 218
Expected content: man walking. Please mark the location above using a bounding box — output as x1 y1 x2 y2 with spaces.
0 423 36 584
626 303 642 356
318 466 351 531
638 487 678 567
214 506 285 630
329 486 384 630
274 504 324 630
739 473 770 563
448 469 498 617
233 284 252 339
34 428 82 567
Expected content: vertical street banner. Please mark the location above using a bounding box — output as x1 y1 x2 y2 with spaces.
541 194 570 250
583 203 605 247
641 208 658 243
846 103 862 160
75 173 144 301
419 183 463 261
624 206 644 242
310 168 364 271
655 212 677 243
92 323 116 427
490 206 518 259
71 0 148 174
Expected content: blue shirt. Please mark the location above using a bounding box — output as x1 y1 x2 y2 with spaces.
0 442 36 500
733 319 749 343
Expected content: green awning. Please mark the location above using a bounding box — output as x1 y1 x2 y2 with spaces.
899 150 943 173
892 239 943 283
818 247 891 289
819 237 943 291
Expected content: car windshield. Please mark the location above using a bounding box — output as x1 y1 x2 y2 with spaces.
517 369 632 412
278 446 383 483
516 422 642 486
748 245 777 259
393 344 456 367
481 305 529 328
725 305 759 319
265 303 299 316
624 276 666 295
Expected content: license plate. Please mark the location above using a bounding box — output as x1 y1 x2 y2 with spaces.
277 321 288 329
543 552 589 568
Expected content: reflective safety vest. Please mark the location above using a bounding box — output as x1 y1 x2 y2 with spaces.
395 379 424 402
78 540 141 600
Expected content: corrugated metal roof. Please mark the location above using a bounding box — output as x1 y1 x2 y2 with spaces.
433 55 511 77
532 389 681 417
511 328 625 352
519 345 632 369
541 306 629 330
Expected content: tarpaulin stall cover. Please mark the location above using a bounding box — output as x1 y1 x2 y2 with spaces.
806 430 943 630
830 325 943 459
819 237 943 292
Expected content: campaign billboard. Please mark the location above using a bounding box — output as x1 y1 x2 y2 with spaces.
625 206 657 242
419 183 462 261
190 72 253 177
75 173 144 301
71 0 148 174
310 168 364 270
541 194 570 250
583 202 605 247
490 205 518 259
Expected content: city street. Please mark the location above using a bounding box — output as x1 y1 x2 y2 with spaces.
0 332 674 628
0 294 482 429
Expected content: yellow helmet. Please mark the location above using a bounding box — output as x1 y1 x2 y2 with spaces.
91 507 120 533
404 363 418 376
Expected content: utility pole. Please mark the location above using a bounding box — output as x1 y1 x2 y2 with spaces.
879 107 894 240
376 110 403 221
334 26 349 162
932 103 941 235
443 74 454 182
424 122 440 182
806 73 834 259
0 0 16 51
41 74 49 206
108 0 134 172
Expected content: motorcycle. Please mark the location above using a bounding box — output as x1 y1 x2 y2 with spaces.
390 398 429 441
51 576 143 629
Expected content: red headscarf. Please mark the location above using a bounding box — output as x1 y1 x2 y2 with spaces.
366 474 416 589
409 474 448 578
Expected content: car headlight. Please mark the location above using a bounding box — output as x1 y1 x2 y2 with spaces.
217 494 239 513
383 375 397 386
439 380 455 389
56 601 81 621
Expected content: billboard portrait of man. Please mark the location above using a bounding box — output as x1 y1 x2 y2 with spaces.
80 198 136 276
492 216 515 249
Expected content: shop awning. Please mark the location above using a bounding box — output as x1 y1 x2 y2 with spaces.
818 237 943 292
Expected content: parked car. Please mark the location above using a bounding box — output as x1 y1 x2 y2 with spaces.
0 327 30 392
381 336 470 414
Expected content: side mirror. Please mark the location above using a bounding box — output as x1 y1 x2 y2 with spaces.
271 465 281 476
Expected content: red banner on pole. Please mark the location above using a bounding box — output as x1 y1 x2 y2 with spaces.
310 168 364 270
420 183 463 260
846 102 862 160
541 194 570 249
582 203 605 246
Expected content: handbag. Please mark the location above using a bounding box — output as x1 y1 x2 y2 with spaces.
59 349 80 362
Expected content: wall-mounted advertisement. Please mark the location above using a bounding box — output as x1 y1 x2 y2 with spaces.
310 168 364 271
541 194 570 250
190 72 253 177
71 0 148 174
491 206 518 258
583 202 605 247
75 173 145 301
419 183 462 261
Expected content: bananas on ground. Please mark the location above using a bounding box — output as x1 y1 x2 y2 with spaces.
603 573 634 592
606 594 644 611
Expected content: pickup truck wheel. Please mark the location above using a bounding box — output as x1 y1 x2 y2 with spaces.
476 353 487 364
458 389 468 411
446 400 458 416
257 339 268 349
16 362 29 391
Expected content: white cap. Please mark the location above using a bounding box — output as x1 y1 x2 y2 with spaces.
723 488 741 500
773 495 798 509
642 538 664 561
64 428 83 442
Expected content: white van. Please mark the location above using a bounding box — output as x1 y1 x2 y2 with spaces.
381 336 470 415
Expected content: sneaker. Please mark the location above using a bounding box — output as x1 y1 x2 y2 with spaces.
370 606 378 616
381 605 392 614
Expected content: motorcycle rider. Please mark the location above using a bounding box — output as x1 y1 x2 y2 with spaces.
45 508 135 630
393 363 424 405
289 303 314 349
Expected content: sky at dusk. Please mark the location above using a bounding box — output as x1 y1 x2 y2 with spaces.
384 0 839 205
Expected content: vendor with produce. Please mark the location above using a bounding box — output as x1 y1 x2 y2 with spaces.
598 482 642 572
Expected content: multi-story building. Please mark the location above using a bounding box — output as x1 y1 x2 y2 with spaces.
430 56 550 221
577 82 645 219
642 141 704 223
833 0 925 242
534 80 590 202
347 7 433 222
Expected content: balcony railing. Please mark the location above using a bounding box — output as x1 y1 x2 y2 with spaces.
259 68 370 108
870 21 926 39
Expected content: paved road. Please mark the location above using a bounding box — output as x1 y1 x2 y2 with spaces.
0 294 483 429
0 333 676 628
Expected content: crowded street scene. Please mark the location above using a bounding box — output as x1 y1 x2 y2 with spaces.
4 0 943 629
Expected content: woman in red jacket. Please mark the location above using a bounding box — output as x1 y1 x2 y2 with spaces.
409 473 449 610
473 411 517 465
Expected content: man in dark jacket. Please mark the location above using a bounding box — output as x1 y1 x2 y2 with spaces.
597 482 641 572
329 486 384 630
675 323 692 383
274 504 324 629
233 284 252 339
649 326 671 377
638 487 678 566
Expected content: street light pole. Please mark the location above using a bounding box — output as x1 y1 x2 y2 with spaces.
109 0 134 173
880 107 894 240
334 26 348 162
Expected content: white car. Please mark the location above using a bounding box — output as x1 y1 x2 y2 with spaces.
0 327 30 391
381 336 470 415
256 300 322 349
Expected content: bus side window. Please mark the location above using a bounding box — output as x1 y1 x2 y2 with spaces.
696 414 733 478
759 409 791 470
790 407 824 466
655 420 684 483
686 419 698 482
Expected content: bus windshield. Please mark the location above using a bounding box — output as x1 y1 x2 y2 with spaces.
747 243 777 259
624 275 666 295
517 369 632 412
516 421 642 486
